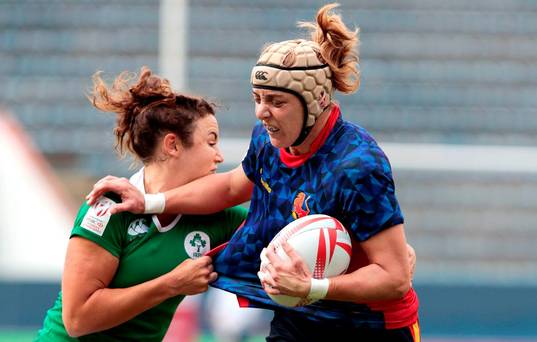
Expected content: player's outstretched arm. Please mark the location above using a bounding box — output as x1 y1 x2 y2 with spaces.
163 164 254 214
62 237 216 337
87 165 254 215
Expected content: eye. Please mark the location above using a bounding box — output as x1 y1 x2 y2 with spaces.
273 100 285 107
252 94 261 104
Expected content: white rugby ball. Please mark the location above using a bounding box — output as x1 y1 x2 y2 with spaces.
263 214 352 307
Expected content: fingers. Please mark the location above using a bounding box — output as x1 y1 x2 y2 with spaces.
86 177 129 205
108 202 130 215
87 177 115 203
265 244 282 265
87 182 115 204
260 247 269 265
281 241 309 273
259 269 280 295
196 256 214 282
197 256 212 266
208 272 218 283
281 241 301 263
263 263 277 287
257 271 266 283
109 195 143 214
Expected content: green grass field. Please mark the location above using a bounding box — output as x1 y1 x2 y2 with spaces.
0 329 36 342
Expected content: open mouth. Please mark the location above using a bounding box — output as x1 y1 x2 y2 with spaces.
264 124 280 134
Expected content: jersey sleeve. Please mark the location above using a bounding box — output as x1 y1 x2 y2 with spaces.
337 143 404 242
70 195 125 258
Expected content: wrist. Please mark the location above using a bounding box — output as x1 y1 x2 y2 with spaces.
144 193 165 214
308 278 330 300
162 272 180 298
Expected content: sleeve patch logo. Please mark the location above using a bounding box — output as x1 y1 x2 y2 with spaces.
80 196 115 236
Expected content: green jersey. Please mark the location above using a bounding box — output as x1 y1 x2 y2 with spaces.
36 193 247 341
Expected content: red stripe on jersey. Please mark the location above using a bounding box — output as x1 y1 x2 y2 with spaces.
368 288 419 329
237 295 250 308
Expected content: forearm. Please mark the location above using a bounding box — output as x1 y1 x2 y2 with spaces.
323 224 411 303
164 167 253 214
64 274 173 337
326 262 410 303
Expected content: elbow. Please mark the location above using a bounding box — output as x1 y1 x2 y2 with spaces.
391 274 411 299
63 310 86 338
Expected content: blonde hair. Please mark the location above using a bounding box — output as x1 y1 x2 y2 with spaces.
299 3 360 93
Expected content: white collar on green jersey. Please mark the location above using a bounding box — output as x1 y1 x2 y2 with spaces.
129 168 181 233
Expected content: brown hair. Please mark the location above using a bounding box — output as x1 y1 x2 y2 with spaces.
299 3 360 93
89 66 215 163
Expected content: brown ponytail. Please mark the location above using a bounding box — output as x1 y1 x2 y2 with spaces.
89 66 215 163
299 3 360 94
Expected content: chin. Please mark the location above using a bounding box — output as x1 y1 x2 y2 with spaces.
268 136 289 149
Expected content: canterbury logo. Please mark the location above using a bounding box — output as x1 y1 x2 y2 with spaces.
255 71 268 80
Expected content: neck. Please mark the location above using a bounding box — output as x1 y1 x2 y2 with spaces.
143 161 186 194
288 104 332 155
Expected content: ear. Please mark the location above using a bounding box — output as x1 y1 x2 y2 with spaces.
162 133 182 157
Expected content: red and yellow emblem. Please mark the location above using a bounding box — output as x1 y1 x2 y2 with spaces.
292 191 311 219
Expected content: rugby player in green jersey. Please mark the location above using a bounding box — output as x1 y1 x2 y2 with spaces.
35 67 248 341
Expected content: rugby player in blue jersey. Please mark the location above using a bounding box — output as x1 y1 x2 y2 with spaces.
88 4 420 340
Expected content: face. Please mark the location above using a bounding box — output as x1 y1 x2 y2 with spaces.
178 115 224 182
252 88 304 148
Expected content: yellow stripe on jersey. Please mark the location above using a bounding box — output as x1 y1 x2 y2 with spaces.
411 320 421 342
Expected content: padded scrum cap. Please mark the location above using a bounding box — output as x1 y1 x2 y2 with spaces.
251 39 332 130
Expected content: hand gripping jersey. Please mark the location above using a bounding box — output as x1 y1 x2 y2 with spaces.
36 169 247 341
212 105 418 329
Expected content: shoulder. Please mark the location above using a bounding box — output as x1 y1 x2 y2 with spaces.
74 193 134 234
330 120 392 180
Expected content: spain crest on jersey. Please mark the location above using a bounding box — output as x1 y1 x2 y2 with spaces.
291 191 311 219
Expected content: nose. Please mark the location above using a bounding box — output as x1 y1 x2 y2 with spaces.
255 102 271 120
215 146 224 164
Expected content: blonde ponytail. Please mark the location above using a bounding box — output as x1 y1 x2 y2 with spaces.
299 3 360 94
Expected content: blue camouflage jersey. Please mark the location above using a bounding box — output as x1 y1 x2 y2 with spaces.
212 106 418 329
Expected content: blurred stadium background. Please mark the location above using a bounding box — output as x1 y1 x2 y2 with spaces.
1 0 537 341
